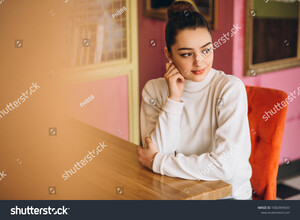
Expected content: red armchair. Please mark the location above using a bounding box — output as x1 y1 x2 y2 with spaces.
246 86 288 200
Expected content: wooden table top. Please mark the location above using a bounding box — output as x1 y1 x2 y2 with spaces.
0 117 232 200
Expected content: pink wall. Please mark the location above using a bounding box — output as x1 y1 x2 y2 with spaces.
138 0 300 163
66 76 129 141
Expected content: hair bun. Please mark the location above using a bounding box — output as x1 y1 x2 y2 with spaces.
167 1 199 20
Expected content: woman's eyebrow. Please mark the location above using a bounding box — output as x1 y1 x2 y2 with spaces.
177 42 212 51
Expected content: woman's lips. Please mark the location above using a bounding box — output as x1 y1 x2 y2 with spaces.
191 68 206 75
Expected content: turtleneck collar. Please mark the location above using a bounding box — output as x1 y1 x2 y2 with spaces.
183 68 215 93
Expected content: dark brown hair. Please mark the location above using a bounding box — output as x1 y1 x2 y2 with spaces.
165 1 212 52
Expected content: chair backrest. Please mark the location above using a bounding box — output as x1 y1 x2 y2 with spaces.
246 86 288 200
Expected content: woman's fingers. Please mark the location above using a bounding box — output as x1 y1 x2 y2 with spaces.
137 137 159 170
165 62 173 72
165 70 178 80
165 65 177 78
164 67 180 80
137 146 142 155
177 73 185 83
145 137 153 148
168 72 184 83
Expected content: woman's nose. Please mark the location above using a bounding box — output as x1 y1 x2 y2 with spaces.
194 54 203 66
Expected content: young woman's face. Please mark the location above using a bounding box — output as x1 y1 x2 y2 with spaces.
166 27 214 82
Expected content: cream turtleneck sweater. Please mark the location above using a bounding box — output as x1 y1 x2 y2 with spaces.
140 68 252 199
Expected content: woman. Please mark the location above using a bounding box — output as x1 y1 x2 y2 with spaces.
137 1 252 200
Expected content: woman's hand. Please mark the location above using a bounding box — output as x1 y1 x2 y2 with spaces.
164 62 185 102
137 137 159 170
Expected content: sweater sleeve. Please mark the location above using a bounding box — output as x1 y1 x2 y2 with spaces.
140 80 185 154
152 78 252 182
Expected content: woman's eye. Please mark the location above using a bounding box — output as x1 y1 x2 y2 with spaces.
180 53 192 57
203 48 211 55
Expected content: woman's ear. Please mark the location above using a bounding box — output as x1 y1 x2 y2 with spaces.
164 47 172 61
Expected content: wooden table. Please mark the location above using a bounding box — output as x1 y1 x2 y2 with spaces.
0 117 232 200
